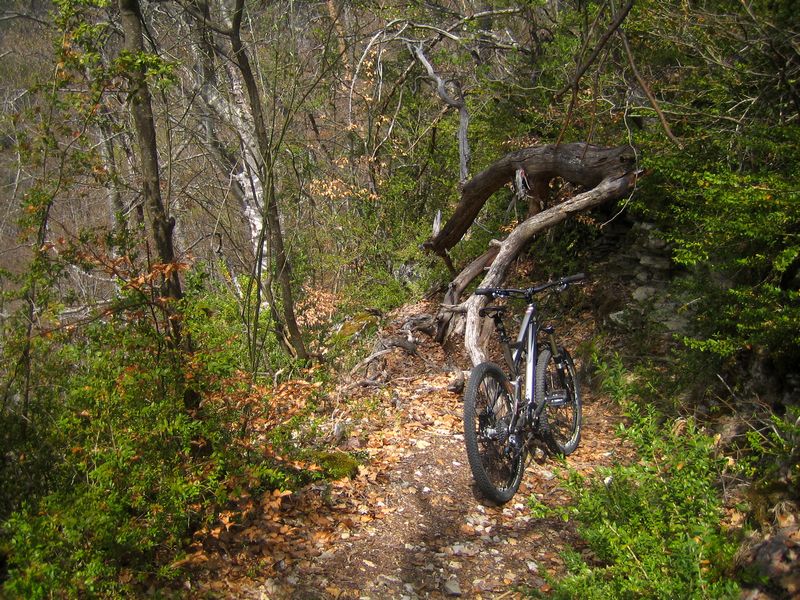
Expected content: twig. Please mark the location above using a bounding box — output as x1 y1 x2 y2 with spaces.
618 28 683 148
349 349 393 376
555 0 635 100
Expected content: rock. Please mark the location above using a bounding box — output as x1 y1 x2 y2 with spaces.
644 234 668 251
443 576 462 596
633 221 657 231
447 372 465 393
533 467 555 480
450 544 466 556
662 315 689 333
609 310 629 327
529 575 546 588
472 578 498 592
632 286 657 302
450 543 478 557
638 254 672 270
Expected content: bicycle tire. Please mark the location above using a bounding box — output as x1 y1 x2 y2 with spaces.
535 347 582 455
463 362 524 503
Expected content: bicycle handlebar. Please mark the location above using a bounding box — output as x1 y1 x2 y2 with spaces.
475 273 586 299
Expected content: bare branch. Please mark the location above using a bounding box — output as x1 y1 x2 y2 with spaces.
618 28 684 149
555 0 634 100
407 43 471 182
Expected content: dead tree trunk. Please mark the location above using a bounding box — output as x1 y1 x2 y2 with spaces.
436 245 499 342
423 143 635 257
425 143 639 364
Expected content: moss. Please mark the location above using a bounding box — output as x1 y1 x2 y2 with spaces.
310 451 361 480
332 313 380 341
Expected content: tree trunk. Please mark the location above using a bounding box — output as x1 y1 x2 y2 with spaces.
460 171 638 366
423 143 636 256
435 246 499 342
227 0 308 361
183 6 294 357
182 0 308 361
118 0 182 307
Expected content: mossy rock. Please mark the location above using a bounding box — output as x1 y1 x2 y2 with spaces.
330 313 380 343
311 450 360 480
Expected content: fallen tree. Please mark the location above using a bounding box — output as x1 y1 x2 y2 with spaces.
423 142 639 365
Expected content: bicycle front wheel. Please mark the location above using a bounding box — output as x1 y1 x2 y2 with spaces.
463 362 524 503
535 347 582 455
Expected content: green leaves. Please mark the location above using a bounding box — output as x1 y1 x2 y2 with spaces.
114 50 177 89
546 400 739 599
637 127 800 365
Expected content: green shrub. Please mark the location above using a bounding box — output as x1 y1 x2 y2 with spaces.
538 360 740 599
0 272 321 597
634 132 800 378
739 406 800 505
1 314 229 597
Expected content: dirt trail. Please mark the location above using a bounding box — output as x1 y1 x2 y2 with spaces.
187 304 635 599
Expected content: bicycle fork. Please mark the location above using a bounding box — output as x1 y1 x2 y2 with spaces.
543 325 572 406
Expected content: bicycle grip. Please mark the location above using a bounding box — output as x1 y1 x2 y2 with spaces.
475 288 494 296
562 273 586 284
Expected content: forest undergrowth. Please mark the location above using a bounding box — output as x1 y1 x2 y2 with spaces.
1 233 797 599
171 269 773 599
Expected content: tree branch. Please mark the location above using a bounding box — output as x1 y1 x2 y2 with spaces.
555 0 634 100
618 28 683 148
408 43 471 182
461 170 640 365
423 143 636 255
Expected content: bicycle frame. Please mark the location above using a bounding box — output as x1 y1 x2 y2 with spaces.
489 300 537 440
510 303 537 404
500 300 562 436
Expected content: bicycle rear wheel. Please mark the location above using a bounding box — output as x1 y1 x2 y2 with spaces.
463 362 524 503
535 347 582 455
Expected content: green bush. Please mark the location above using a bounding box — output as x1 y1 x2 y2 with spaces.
538 360 740 599
633 127 800 379
0 273 315 597
1 316 229 597
739 406 800 505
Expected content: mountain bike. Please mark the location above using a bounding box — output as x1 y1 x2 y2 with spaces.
463 273 585 503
